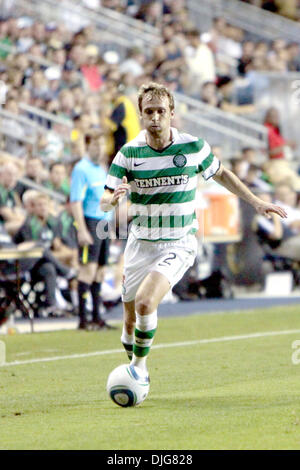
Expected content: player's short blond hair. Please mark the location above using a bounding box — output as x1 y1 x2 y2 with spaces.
138 82 175 113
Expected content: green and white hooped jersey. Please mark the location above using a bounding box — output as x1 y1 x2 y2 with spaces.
105 128 220 241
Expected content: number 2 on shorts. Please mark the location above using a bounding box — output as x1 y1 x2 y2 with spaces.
158 252 177 267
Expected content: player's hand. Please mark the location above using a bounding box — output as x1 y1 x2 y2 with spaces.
255 201 288 219
112 176 130 205
77 228 93 246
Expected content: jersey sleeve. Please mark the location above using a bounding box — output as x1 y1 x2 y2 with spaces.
198 140 221 180
105 149 129 191
70 166 87 202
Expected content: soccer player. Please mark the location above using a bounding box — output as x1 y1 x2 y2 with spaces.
100 82 287 380
70 130 116 330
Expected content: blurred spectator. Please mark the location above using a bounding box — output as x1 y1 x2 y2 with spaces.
58 89 76 120
230 147 266 186
2 98 27 157
15 156 48 199
15 17 35 53
119 47 146 78
18 88 31 105
31 21 47 46
286 43 300 72
202 17 244 65
22 189 40 215
184 29 216 94
216 75 256 114
55 200 78 256
52 47 67 67
36 129 65 164
60 61 83 90
241 147 259 165
241 0 298 20
13 192 76 316
231 157 249 181
200 17 227 55
71 113 92 149
267 39 289 71
135 1 163 27
0 19 13 59
264 113 300 191
53 199 79 311
217 25 244 61
237 40 256 76
72 86 86 113
274 185 300 231
152 23 186 86
68 44 87 71
274 0 298 20
0 161 25 235
200 81 221 107
233 147 266 180
263 107 300 190
251 189 300 260
105 79 141 158
43 162 71 197
253 185 300 264
264 107 291 160
244 164 273 191
81 44 104 91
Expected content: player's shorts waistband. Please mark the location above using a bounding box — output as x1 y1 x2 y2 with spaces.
128 231 196 249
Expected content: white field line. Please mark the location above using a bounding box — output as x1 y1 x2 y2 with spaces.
2 328 300 368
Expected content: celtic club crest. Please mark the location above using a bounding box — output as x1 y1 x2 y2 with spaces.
173 153 187 168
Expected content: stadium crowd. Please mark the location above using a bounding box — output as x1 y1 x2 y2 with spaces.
1 0 300 323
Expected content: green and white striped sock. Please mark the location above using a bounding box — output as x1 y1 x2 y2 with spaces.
131 310 157 372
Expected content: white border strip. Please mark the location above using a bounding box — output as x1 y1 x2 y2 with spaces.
2 328 300 368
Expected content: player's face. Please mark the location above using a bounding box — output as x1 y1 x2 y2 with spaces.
140 95 174 136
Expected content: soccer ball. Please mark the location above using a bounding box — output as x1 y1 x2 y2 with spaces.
106 364 150 407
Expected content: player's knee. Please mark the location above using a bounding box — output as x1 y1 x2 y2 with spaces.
135 297 153 316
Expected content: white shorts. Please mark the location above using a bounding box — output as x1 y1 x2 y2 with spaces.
122 232 197 302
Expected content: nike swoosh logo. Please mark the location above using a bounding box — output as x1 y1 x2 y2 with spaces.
134 162 145 167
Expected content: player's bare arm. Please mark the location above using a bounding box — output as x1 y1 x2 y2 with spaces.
100 176 130 212
213 164 288 219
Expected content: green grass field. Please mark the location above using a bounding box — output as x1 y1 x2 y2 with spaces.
1 305 300 450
